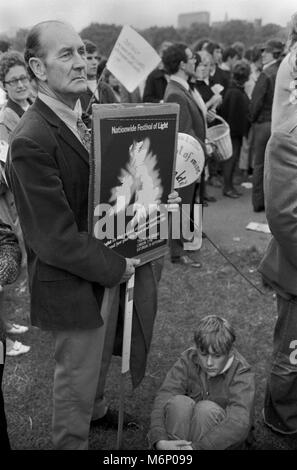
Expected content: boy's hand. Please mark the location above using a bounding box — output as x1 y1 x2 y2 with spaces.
156 439 192 450
166 190 181 212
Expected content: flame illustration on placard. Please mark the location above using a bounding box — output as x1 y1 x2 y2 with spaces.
109 138 163 216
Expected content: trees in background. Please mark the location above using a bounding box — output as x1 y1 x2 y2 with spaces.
0 19 287 57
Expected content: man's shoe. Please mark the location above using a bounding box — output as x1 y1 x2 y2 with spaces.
223 190 240 199
91 409 138 430
172 255 202 268
204 195 217 203
231 188 243 196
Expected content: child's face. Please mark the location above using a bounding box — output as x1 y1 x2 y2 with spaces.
197 346 230 377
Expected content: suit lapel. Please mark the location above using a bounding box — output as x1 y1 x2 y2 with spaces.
33 98 89 165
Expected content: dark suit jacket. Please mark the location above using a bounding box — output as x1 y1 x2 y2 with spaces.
143 68 168 103
6 98 126 330
250 61 280 124
164 78 206 212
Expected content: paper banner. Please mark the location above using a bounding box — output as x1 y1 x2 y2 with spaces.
106 25 161 93
174 133 205 189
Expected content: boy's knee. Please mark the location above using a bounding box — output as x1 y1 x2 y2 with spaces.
166 395 194 413
194 400 226 422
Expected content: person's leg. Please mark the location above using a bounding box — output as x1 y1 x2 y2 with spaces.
190 400 225 447
0 338 10 450
52 323 108 450
264 293 297 434
164 395 195 441
252 122 271 211
230 137 243 192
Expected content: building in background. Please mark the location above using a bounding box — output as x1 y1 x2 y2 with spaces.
178 11 210 28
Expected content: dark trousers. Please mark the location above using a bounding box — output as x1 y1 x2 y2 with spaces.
252 122 271 211
222 136 242 192
264 293 297 434
0 340 10 449
170 182 196 260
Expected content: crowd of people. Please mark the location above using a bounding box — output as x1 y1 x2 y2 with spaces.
0 12 296 450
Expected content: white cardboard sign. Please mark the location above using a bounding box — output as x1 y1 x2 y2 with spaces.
106 25 161 93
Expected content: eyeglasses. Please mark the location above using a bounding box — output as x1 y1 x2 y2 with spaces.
4 75 29 88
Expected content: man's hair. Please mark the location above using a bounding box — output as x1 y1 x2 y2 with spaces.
233 60 251 85
245 46 262 63
194 315 236 355
232 41 245 59
0 50 26 84
0 39 11 54
24 20 66 79
222 47 238 62
206 42 221 56
82 39 98 55
192 37 210 53
162 42 188 75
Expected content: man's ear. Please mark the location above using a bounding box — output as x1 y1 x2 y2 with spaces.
28 57 47 82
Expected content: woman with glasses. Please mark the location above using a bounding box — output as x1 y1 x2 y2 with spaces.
0 51 31 357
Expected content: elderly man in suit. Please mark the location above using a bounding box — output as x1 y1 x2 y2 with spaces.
6 20 139 450
259 115 297 436
162 43 206 268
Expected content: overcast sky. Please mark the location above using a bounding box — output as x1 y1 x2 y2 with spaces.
0 0 295 35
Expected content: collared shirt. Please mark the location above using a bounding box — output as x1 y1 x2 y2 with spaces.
38 92 83 144
263 59 277 70
170 75 190 91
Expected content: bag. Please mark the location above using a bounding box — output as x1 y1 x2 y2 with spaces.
206 115 233 161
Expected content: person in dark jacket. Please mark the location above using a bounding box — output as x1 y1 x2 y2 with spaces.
221 61 251 198
250 39 284 211
143 41 172 103
0 218 22 450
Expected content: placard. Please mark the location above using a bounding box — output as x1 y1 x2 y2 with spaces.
106 25 161 93
89 103 179 264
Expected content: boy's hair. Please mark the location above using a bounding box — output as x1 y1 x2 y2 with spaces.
194 315 236 355
222 47 238 62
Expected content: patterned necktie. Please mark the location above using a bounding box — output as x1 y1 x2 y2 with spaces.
77 117 91 153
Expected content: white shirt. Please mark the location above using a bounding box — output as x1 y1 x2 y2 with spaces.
38 92 83 144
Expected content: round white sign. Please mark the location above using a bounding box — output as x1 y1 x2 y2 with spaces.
174 133 205 189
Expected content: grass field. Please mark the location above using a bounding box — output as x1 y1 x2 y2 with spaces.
3 242 297 450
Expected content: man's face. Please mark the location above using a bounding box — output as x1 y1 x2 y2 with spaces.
40 23 87 104
262 49 273 65
213 48 222 65
197 346 230 377
183 48 195 78
86 50 99 79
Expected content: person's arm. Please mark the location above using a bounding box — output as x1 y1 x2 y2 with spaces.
194 365 255 450
148 352 191 448
250 72 268 122
264 129 297 269
8 135 127 287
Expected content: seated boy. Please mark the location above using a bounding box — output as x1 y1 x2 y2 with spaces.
148 315 255 450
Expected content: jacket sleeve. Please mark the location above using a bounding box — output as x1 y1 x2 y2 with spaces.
194 366 255 450
264 129 297 270
250 72 268 122
148 353 190 447
7 135 126 287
